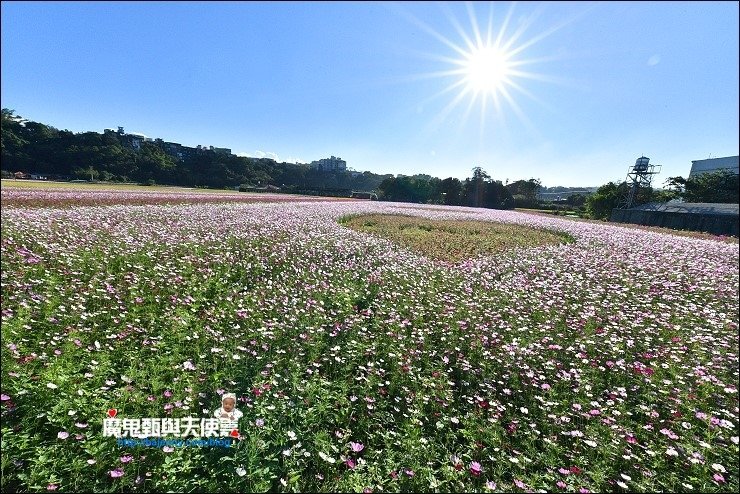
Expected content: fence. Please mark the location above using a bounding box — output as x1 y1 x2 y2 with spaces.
610 208 739 236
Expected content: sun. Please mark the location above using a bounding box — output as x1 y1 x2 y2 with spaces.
463 44 513 95
393 2 586 134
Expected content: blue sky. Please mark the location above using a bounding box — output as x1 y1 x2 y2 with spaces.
2 1 738 187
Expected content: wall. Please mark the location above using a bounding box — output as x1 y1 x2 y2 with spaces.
610 209 739 236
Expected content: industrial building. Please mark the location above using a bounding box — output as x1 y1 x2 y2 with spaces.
688 156 739 178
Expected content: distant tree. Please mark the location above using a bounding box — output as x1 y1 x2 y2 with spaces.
565 193 587 207
585 181 626 220
1 109 30 170
506 178 541 205
464 166 490 207
434 177 463 205
684 170 739 203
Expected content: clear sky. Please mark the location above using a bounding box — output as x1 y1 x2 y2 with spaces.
2 1 738 187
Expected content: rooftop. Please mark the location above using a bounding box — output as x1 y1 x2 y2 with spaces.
629 202 739 216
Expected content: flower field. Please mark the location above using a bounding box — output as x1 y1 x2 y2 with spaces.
1 187 738 493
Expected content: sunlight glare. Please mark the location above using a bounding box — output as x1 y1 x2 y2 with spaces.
464 45 512 94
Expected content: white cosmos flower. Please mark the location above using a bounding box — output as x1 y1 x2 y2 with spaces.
319 452 336 463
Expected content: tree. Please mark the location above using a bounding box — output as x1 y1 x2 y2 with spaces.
465 166 490 207
565 193 587 207
506 178 542 206
434 177 463 205
1 109 29 170
684 170 739 203
585 181 626 220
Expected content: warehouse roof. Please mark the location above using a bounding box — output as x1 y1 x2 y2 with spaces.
629 202 739 216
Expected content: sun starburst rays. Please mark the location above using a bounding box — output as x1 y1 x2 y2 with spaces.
399 1 582 137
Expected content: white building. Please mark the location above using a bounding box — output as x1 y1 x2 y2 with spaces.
310 156 347 172
688 156 739 178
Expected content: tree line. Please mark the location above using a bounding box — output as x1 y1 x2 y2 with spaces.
1 109 391 192
0 108 530 210
583 170 739 220
3 109 735 214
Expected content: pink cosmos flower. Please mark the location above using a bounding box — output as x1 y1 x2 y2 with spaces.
57 431 69 440
345 458 356 469
109 468 124 478
713 473 725 483
469 462 482 476
47 484 58 491
120 455 133 463
350 441 364 452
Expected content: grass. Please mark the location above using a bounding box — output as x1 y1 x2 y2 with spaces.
339 213 574 263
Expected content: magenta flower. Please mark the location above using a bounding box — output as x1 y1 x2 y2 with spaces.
47 484 58 491
120 455 134 463
109 468 124 478
0 394 10 401
350 441 364 452
713 473 725 483
469 461 482 476
345 458 356 469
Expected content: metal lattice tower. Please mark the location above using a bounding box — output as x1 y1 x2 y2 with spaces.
617 156 661 209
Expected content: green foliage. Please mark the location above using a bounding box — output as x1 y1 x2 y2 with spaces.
666 171 739 204
339 213 573 262
0 109 391 193
506 179 542 203
584 182 624 220
377 167 515 210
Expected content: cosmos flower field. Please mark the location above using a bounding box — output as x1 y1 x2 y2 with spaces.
1 186 738 493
